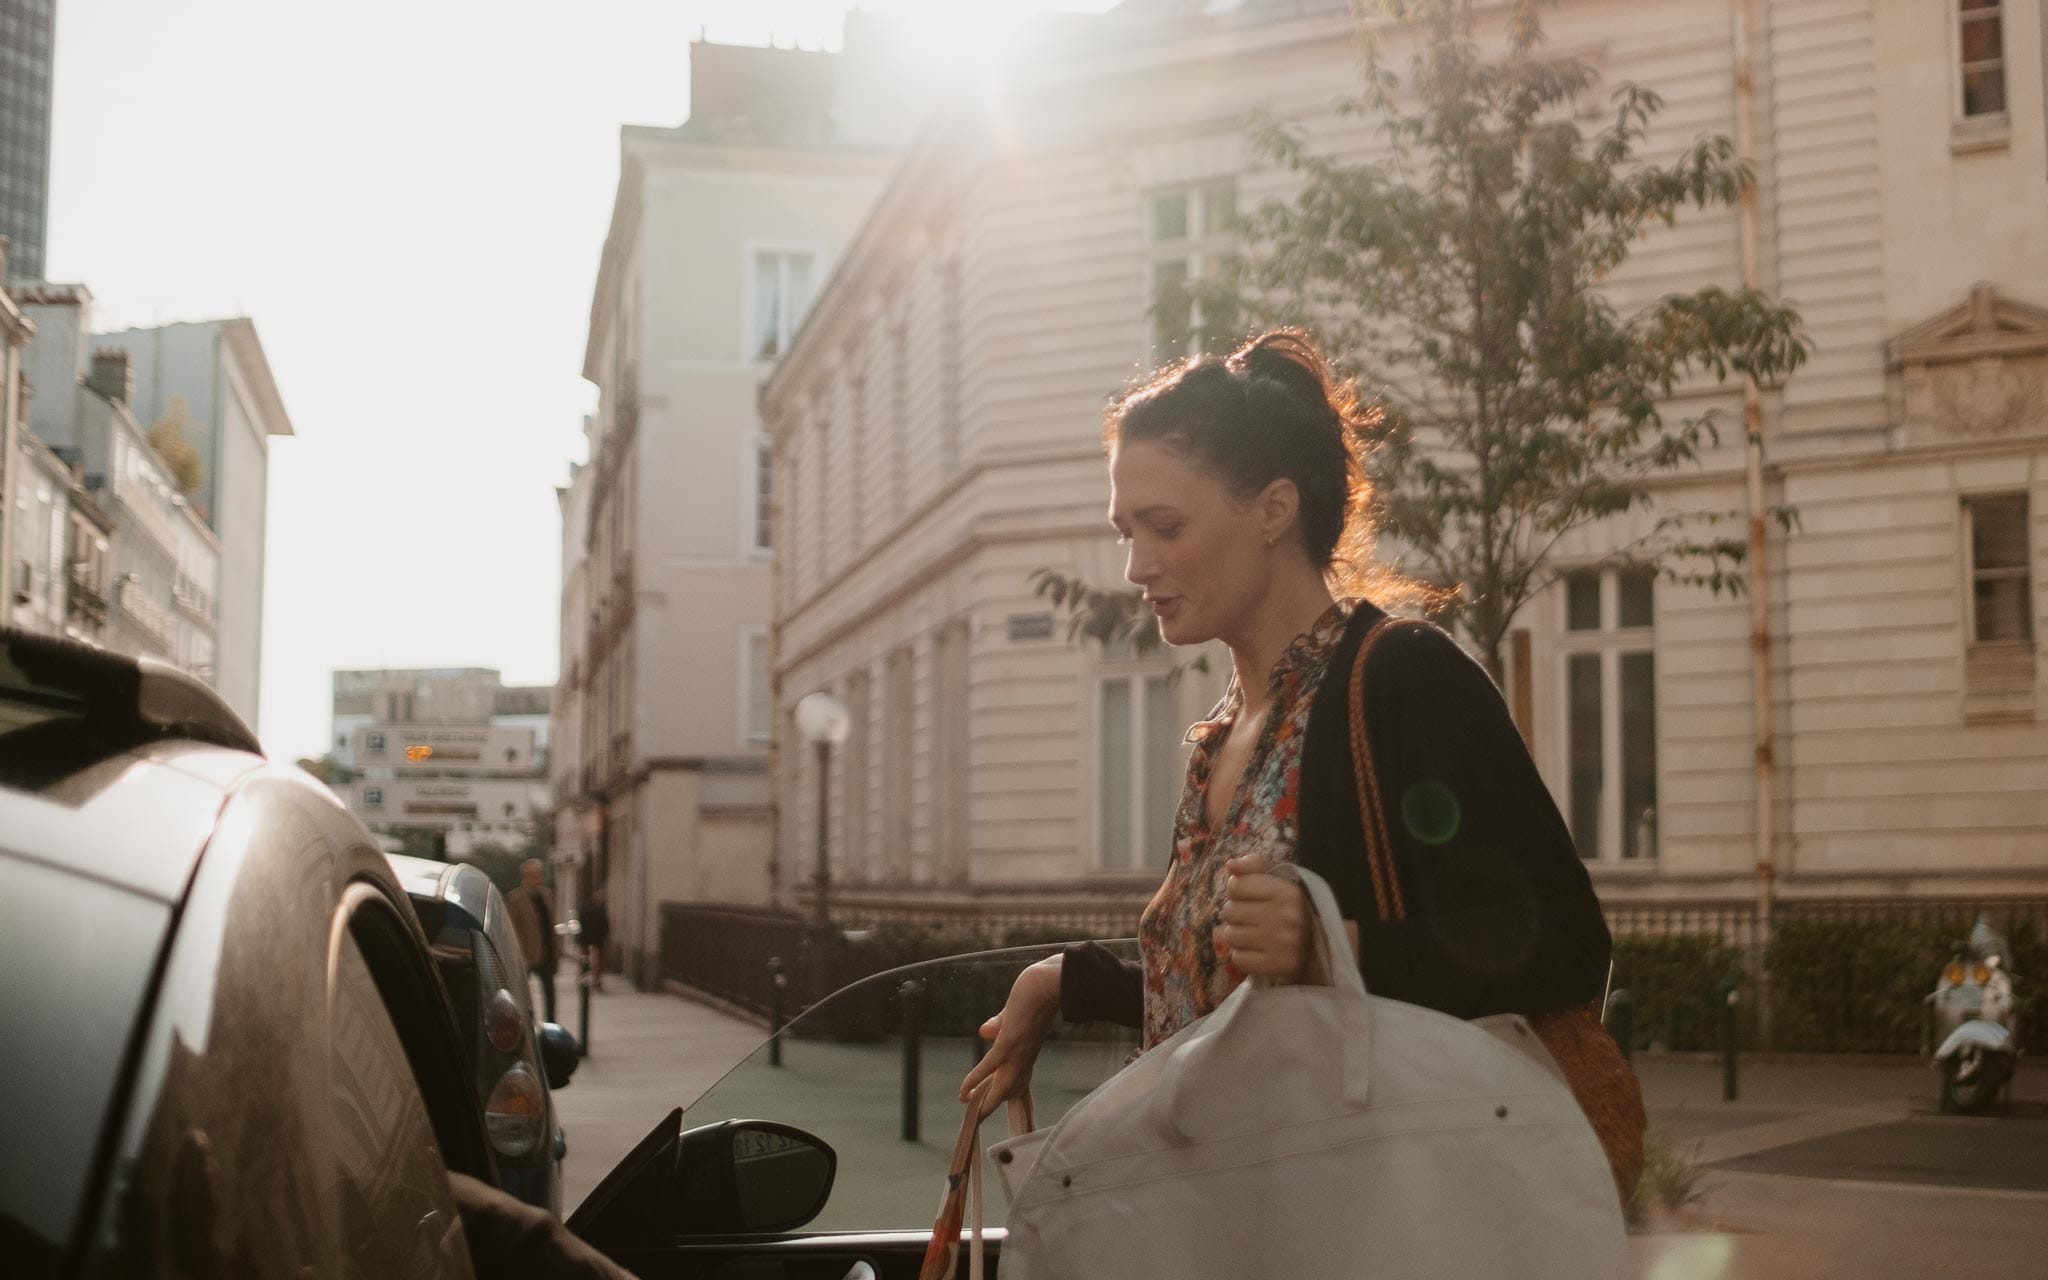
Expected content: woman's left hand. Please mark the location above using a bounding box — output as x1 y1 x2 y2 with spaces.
1216 855 1320 983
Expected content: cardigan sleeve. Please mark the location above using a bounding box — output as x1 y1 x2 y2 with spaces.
1058 941 1144 1028
1350 623 1613 1020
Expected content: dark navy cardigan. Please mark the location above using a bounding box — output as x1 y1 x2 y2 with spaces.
1061 602 1613 1027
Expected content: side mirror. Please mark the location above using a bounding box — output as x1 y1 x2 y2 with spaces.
569 1114 837 1249
540 1023 581 1089
676 1121 836 1236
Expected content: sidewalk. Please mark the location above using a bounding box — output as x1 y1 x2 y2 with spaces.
1628 1055 2048 1278
546 979 2048 1277
544 974 766 1207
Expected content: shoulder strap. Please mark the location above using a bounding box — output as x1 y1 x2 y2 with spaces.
1346 617 1415 924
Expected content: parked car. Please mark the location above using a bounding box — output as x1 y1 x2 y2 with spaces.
0 628 497 1278
0 626 1128 1278
387 852 580 1211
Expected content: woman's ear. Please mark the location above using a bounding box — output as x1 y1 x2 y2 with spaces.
1258 478 1300 548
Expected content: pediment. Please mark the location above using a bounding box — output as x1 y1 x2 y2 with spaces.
1887 282 2048 368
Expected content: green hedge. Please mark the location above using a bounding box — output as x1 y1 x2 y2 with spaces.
1608 935 1748 1052
781 911 2044 1055
1766 915 2044 1054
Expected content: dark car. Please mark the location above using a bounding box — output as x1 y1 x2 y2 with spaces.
387 852 579 1211
0 629 502 1278
0 627 1128 1279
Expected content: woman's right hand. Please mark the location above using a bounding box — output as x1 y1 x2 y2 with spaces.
959 956 1062 1112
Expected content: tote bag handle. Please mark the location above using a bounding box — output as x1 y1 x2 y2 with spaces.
918 1081 1034 1280
1161 864 1374 1140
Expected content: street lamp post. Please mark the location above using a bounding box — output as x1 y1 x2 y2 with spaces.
795 692 851 929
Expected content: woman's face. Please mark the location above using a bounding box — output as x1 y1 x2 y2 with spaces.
1108 438 1273 648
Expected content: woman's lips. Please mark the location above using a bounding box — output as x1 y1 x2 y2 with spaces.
1150 597 1180 621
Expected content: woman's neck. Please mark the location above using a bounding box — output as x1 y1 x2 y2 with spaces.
1224 567 1337 718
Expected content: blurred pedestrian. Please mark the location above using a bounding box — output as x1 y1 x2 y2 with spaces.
507 859 558 1022
579 891 611 993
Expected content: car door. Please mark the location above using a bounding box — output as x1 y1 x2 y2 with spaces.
573 943 1141 1280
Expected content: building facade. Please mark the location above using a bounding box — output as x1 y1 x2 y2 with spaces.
0 0 56 282
550 448 592 913
762 0 2048 922
556 24 937 985
93 320 292 725
10 284 220 672
331 666 552 857
0 238 31 614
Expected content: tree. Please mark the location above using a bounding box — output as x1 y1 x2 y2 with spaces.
147 395 205 499
1210 0 1809 680
1043 0 1809 683
295 754 357 787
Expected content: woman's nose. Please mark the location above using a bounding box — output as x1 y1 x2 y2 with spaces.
1124 542 1156 587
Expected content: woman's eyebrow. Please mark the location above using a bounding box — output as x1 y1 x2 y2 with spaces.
1130 505 1181 522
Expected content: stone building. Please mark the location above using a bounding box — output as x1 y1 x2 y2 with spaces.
760 0 2048 924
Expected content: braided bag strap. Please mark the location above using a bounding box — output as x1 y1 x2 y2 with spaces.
1346 617 1416 924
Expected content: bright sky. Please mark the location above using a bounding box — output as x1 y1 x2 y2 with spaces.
45 0 1117 762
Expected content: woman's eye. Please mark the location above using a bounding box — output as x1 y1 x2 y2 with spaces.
1152 526 1182 541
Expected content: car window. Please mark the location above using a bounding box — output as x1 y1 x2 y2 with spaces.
0 854 169 1276
682 942 1141 1234
328 930 474 1279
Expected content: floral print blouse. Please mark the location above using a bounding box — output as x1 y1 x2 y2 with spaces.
1137 598 1356 1050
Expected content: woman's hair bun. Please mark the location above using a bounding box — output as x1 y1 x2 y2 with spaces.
1226 329 1346 433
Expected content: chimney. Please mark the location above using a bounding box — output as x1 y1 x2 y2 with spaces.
87 348 133 406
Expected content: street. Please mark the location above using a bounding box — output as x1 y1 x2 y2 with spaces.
549 976 2048 1279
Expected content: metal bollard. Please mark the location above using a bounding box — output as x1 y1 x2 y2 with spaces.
1719 977 1741 1102
1604 988 1635 1066
768 957 787 1068
578 954 592 1054
900 979 925 1143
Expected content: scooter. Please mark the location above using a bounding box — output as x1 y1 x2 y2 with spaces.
1925 916 2020 1115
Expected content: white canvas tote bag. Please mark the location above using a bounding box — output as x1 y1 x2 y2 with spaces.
990 864 1629 1280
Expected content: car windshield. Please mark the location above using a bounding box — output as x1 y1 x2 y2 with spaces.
680 941 1140 1232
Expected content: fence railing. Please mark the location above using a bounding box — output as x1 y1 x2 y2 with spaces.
659 892 2047 1055
657 902 809 1017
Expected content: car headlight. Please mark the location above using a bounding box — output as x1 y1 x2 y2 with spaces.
1943 963 1965 987
486 988 524 1054
486 1064 545 1158
1971 964 1992 986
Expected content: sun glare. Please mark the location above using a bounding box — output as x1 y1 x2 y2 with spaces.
878 0 1082 75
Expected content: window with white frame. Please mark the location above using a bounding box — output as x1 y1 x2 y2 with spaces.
1957 0 2006 119
1560 567 1658 862
751 437 772 553
743 630 772 746
1098 669 1180 869
1148 179 1238 359
1965 493 2032 644
752 250 816 362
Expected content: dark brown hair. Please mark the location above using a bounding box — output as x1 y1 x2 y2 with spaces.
1107 328 1427 605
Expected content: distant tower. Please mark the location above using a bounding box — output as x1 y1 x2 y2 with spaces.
0 0 58 280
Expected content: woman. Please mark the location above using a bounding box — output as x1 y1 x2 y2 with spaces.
960 328 1635 1189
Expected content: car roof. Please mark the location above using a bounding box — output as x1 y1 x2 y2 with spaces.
1 629 266 901
386 851 499 932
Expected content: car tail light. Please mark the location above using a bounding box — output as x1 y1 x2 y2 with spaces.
1943 963 1965 987
486 1064 545 1158
486 988 524 1053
